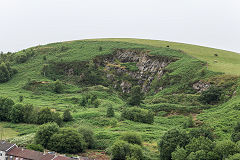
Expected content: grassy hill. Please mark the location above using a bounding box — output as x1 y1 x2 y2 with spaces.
88 38 240 75
0 39 239 159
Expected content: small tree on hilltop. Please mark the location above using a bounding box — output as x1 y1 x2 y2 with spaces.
128 85 143 106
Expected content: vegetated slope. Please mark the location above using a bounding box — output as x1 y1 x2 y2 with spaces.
88 38 240 75
0 39 239 159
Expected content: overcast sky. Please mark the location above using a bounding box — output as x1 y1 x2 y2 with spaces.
1 0 240 53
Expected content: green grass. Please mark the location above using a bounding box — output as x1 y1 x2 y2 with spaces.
88 38 240 75
0 122 18 139
0 39 240 159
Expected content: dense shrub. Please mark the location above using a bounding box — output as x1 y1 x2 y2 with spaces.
10 104 25 123
37 107 63 125
0 97 14 121
53 79 64 93
63 109 73 122
231 122 240 142
199 86 222 104
26 144 44 152
78 126 95 149
106 104 114 117
35 122 59 148
171 147 187 160
158 129 189 160
119 132 142 146
225 153 240 160
48 128 86 154
128 85 143 106
121 107 154 124
214 140 240 159
80 94 100 108
110 140 143 160
189 126 215 141
0 62 17 83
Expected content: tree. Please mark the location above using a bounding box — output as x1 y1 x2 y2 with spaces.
37 107 54 124
35 122 59 148
106 104 114 117
185 136 215 154
158 129 189 160
121 107 154 124
111 140 143 160
78 126 95 149
0 62 10 83
63 109 73 122
189 126 215 141
225 153 240 160
214 140 240 159
48 128 86 154
171 147 187 160
231 122 240 142
128 86 143 106
10 104 24 123
119 132 142 146
26 144 44 152
199 86 222 104
22 104 37 124
53 79 63 93
0 97 14 121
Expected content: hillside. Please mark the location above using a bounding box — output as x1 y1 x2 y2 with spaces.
0 39 240 159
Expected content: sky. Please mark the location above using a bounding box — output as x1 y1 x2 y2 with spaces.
0 0 240 53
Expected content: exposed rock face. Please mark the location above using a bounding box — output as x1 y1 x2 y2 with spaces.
193 81 211 93
95 49 174 93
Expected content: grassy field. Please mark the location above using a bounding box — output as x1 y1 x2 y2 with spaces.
87 38 240 75
0 39 239 159
0 122 18 139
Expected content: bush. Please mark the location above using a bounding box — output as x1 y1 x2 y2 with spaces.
26 144 44 152
199 86 222 104
106 104 114 117
53 79 63 93
121 107 154 124
158 129 189 160
128 86 143 106
48 128 86 154
10 104 24 123
0 97 14 121
63 109 73 122
111 140 143 160
183 116 194 128
19 95 24 102
37 107 63 125
78 126 95 149
185 136 215 154
232 122 240 142
214 140 240 159
119 132 142 146
189 126 215 141
35 122 59 148
16 54 28 63
225 153 240 160
171 147 187 160
0 62 16 83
